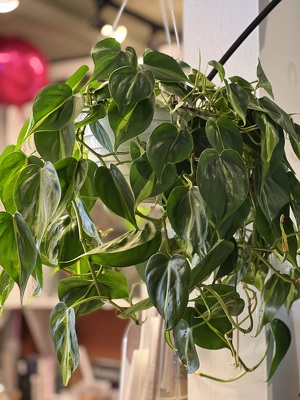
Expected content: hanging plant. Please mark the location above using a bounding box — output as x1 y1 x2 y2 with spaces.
0 37 298 386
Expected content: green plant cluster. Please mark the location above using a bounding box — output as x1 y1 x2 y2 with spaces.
0 38 299 385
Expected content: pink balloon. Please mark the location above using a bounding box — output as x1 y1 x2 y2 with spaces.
0 36 48 106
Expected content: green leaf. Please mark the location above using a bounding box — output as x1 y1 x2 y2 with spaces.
65 65 89 91
256 60 274 98
257 274 291 335
50 302 79 386
268 319 291 380
80 222 161 268
254 164 290 222
167 186 208 255
31 84 84 133
224 80 250 124
146 124 193 181
145 253 190 330
94 164 137 227
90 38 137 81
130 152 177 205
118 298 153 319
197 148 248 224
143 51 188 82
55 158 88 216
206 116 243 155
189 240 234 288
218 197 251 240
253 112 283 180
173 319 200 373
34 124 76 163
259 96 297 141
79 160 99 211
195 284 245 319
58 276 104 316
109 66 155 114
192 313 232 350
44 215 84 266
74 197 100 241
0 151 28 213
0 212 37 300
0 269 14 313
89 119 113 153
208 60 225 81
14 162 61 247
109 95 155 149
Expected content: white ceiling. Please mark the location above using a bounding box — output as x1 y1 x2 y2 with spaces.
0 0 183 62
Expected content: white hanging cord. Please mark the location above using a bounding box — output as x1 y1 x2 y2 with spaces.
159 0 172 55
111 0 128 32
167 0 182 59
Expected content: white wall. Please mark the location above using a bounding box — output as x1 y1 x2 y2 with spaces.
183 1 300 399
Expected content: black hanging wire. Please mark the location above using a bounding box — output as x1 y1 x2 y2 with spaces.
207 0 283 81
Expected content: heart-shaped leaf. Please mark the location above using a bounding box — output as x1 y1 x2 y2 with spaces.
147 124 193 181
167 186 208 255
197 148 248 225
14 162 61 247
43 215 84 266
254 164 290 222
90 38 137 81
55 158 88 216
267 319 291 380
145 253 190 330
50 302 79 386
109 95 155 149
130 152 177 204
173 319 200 373
80 222 162 268
253 112 283 180
0 151 28 213
34 124 76 164
109 66 155 113
224 80 250 124
189 240 234 288
257 274 291 335
31 84 84 133
143 51 188 82
94 164 137 227
0 212 37 300
206 116 243 155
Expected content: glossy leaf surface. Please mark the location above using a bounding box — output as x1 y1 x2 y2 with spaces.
15 162 61 247
109 66 155 113
109 95 155 149
146 123 193 181
95 164 136 227
145 253 190 330
173 319 199 373
268 319 291 380
0 212 37 299
167 186 208 255
197 148 248 224
81 223 161 268
50 302 79 385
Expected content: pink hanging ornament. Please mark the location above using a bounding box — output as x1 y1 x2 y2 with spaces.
0 36 48 106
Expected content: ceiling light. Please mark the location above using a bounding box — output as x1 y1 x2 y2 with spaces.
0 0 19 13
100 24 127 43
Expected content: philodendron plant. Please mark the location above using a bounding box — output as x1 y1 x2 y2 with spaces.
0 38 299 385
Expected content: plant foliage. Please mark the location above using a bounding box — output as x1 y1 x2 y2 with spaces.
0 38 299 383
